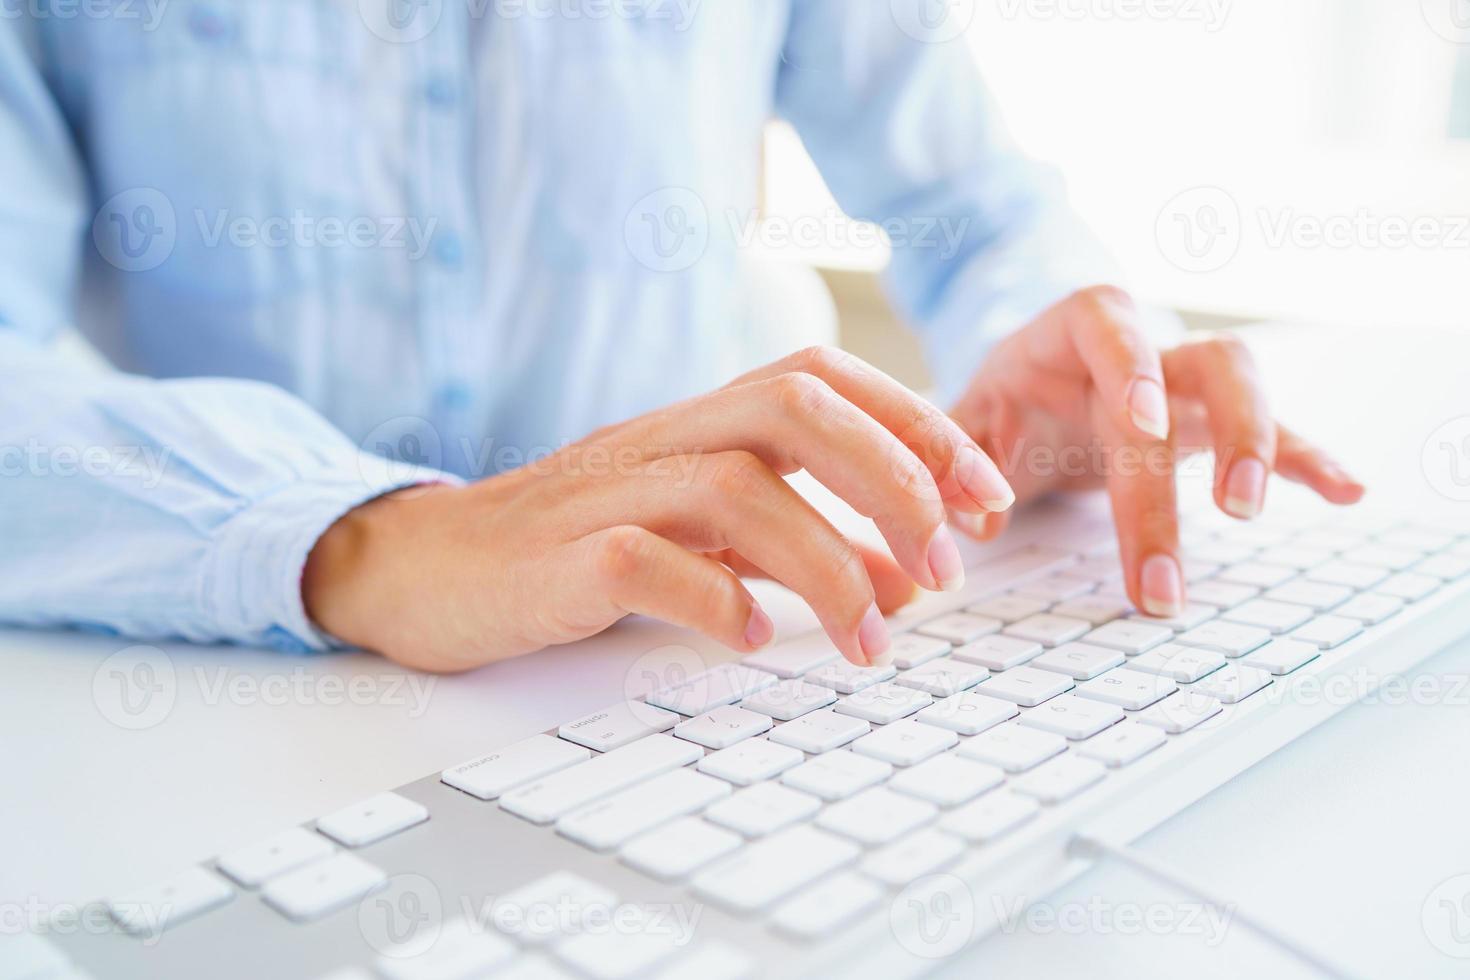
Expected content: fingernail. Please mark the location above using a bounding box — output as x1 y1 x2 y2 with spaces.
743 604 774 649
858 603 891 666
1223 457 1267 520
954 445 1015 512
1128 378 1171 441
926 525 966 593
1139 554 1184 617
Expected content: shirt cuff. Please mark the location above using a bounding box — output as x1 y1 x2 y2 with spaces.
205 454 459 653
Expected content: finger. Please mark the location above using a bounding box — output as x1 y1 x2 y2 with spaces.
725 346 1015 513
566 525 775 652
583 451 891 667
948 507 1011 543
1096 396 1184 618
616 372 963 592
1273 424 1366 504
1163 336 1278 520
718 541 919 615
1011 286 1172 443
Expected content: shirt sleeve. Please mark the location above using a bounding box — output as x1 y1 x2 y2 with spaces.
0 20 451 653
774 1 1151 403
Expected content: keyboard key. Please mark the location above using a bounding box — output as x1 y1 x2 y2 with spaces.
555 910 681 980
500 735 701 824
860 829 967 886
691 825 860 913
968 593 1050 623
940 791 1039 842
1414 554 1470 581
1379 527 1458 551
743 634 839 678
894 658 990 697
646 663 778 716
1220 599 1313 634
1305 561 1389 590
316 792 428 848
915 612 1002 645
916 691 1019 735
377 917 516 980
1342 544 1421 570
1128 643 1226 683
1293 528 1368 552
817 787 937 846
1031 642 1126 680
888 633 952 669
1189 541 1256 565
697 738 804 786
887 754 1004 807
852 719 958 766
1255 545 1333 570
1376 572 1440 602
771 872 885 939
781 750 892 801
261 854 383 923
705 782 821 836
1216 562 1296 589
1075 668 1178 710
649 943 753 980
491 871 617 946
835 682 934 723
1290 615 1364 649
1082 620 1172 655
1186 580 1259 609
1176 620 1272 657
1127 604 1218 632
1264 580 1352 612
804 660 897 695
620 817 742 880
1134 691 1223 733
1191 664 1272 703
950 635 1044 671
1003 613 1091 646
1012 574 1096 602
109 867 233 935
1332 593 1404 625
739 679 837 721
1075 720 1166 767
217 827 335 888
556 768 731 851
957 722 1066 772
1243 639 1320 675
1052 594 1135 626
1012 755 1106 804
766 709 870 754
673 706 772 749
1017 693 1124 739
973 666 1074 707
1181 559 1224 583
558 701 679 752
441 734 591 801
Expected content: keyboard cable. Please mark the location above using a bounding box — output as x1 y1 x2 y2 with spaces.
1068 833 1363 980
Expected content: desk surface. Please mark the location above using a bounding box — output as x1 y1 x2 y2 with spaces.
5 323 1470 976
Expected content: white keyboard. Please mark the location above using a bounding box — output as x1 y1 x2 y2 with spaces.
33 510 1470 980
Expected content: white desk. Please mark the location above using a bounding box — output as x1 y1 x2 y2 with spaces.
4 323 1470 976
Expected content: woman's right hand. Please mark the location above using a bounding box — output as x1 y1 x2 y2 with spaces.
303 347 1014 673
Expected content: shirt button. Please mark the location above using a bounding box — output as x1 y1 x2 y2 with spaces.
436 383 475 413
433 232 464 268
424 76 459 108
188 4 236 43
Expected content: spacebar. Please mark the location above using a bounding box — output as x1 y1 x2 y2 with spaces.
886 546 1077 631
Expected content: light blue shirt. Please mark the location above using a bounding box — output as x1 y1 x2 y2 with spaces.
0 1 1108 652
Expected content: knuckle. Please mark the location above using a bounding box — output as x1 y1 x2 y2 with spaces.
770 371 837 420
1070 283 1135 320
791 344 853 377
593 526 651 585
827 541 874 621
1206 333 1253 371
889 449 942 504
700 449 770 500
